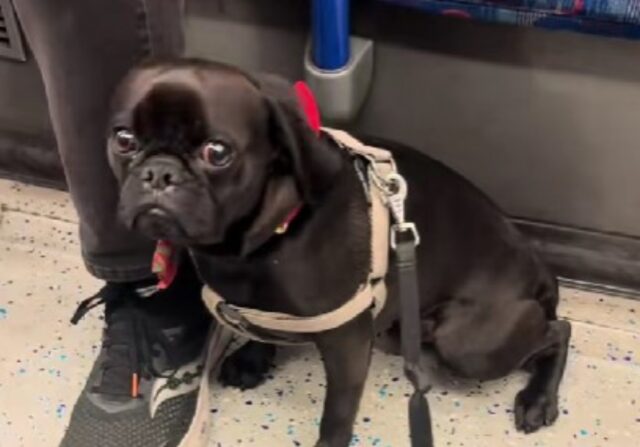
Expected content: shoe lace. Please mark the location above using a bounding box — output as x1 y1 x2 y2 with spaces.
71 284 178 398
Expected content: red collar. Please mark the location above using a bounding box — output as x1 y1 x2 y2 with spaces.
274 204 303 234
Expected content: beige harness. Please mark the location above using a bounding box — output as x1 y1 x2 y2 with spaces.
201 128 398 343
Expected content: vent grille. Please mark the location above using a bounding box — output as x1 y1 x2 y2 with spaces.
0 0 25 61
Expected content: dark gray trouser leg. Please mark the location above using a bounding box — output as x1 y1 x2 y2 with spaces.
13 0 184 281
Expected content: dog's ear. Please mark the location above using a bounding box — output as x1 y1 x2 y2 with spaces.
239 74 342 255
257 74 342 205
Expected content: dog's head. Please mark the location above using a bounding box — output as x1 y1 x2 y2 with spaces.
107 60 341 253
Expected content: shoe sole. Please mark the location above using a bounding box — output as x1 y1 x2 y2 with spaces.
177 325 232 447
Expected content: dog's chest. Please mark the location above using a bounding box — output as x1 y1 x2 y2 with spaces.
190 221 370 318
189 249 319 316
190 161 375 317
191 253 269 308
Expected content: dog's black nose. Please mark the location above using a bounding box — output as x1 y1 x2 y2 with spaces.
140 160 185 191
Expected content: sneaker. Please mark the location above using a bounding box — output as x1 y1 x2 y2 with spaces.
59 264 225 447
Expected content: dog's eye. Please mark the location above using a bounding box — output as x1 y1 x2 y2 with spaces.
113 129 139 155
201 141 233 167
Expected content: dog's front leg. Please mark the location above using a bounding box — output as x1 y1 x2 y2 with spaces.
314 312 373 447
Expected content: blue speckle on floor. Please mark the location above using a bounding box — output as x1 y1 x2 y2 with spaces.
0 308 7 320
580 429 589 436
378 384 388 399
55 404 66 419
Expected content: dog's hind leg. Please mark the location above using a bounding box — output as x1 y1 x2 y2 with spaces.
514 319 571 433
434 296 571 432
434 298 549 380
218 341 276 390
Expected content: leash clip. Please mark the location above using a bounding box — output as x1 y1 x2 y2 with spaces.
391 222 420 249
385 173 407 224
386 173 420 249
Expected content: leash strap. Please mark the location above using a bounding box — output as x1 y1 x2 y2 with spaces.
395 233 434 447
386 172 434 447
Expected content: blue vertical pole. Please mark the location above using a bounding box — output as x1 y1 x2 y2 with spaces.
312 0 350 70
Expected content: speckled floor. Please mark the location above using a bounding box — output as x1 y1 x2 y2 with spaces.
1 178 639 447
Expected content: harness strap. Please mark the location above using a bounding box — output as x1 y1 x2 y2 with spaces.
321 128 394 163
322 128 393 283
202 282 379 337
328 127 435 446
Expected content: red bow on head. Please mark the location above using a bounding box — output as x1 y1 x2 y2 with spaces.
294 81 321 136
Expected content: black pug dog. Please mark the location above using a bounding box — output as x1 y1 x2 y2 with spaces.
107 59 571 447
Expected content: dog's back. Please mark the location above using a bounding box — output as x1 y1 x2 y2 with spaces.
360 135 559 318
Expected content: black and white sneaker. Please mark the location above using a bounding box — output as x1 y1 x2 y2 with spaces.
59 265 225 447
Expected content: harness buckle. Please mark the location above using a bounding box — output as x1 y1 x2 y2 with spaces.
216 302 251 332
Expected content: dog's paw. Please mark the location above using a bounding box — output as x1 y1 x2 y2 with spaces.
218 342 275 390
514 389 559 434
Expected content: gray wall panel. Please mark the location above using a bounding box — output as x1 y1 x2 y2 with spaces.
185 2 640 237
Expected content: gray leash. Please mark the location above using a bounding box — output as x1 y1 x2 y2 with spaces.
388 174 435 447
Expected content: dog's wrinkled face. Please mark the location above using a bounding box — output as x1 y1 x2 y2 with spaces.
108 60 340 253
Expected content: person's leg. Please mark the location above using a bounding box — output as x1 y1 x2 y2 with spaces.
15 3 217 446
15 0 184 281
